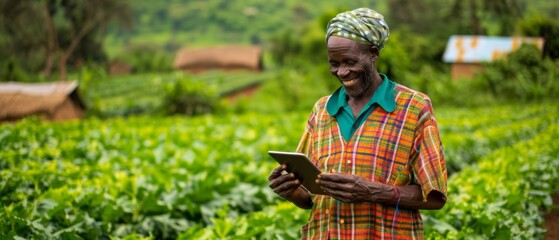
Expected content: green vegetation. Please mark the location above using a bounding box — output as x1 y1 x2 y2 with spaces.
481 44 559 101
83 71 272 117
1 104 557 239
0 112 306 239
440 104 555 174
424 119 559 239
2 0 559 239
106 0 386 54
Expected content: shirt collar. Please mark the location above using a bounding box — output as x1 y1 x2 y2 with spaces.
327 73 396 116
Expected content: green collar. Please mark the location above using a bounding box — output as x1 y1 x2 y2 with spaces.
327 73 396 116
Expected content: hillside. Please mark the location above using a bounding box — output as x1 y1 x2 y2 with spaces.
104 0 385 56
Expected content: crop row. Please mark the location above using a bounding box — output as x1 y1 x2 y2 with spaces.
88 71 268 98
435 103 550 134
85 71 270 117
442 108 556 174
0 113 306 239
423 123 559 239
1 104 556 239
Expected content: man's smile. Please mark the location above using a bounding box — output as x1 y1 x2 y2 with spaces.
342 78 359 87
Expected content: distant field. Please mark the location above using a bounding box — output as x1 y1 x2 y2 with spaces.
85 71 273 117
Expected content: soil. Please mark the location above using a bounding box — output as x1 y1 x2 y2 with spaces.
544 191 559 240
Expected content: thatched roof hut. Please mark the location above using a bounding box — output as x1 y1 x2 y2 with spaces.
173 45 263 73
0 81 85 122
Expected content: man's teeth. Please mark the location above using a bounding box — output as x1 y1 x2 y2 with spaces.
342 78 358 86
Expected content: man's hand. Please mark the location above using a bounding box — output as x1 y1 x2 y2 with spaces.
316 173 385 203
268 164 313 209
268 164 302 199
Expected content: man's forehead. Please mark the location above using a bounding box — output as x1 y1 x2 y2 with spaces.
327 36 367 51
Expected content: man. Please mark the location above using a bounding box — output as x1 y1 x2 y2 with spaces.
268 8 447 239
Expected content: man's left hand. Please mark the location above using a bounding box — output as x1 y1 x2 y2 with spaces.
316 173 384 203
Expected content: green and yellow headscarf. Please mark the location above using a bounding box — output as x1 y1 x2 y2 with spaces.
326 8 390 50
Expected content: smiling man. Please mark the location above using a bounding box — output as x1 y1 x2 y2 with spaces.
268 8 447 239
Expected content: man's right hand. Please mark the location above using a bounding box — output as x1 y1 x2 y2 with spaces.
268 164 301 199
268 164 313 209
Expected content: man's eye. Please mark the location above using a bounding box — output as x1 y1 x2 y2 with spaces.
329 62 339 67
345 61 356 65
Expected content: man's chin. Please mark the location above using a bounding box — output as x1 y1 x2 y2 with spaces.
344 89 366 99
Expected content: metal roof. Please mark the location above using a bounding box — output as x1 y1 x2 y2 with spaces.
442 35 544 63
0 80 78 96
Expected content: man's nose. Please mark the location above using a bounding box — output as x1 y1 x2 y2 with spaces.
337 66 350 78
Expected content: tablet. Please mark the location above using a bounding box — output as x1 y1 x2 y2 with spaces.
268 151 326 195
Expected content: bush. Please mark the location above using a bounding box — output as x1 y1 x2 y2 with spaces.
516 14 559 60
115 44 173 73
162 74 218 116
479 44 559 101
0 60 29 82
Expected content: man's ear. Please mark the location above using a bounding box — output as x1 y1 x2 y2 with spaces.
370 46 380 62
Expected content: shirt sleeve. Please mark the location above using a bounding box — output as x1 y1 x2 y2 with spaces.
411 100 447 202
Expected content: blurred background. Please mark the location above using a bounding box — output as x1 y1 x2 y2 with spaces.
1 1 559 239
1 0 558 119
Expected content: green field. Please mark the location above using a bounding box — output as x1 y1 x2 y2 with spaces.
1 103 558 239
84 71 272 117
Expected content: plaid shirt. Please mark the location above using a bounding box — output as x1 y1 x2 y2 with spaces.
296 84 447 239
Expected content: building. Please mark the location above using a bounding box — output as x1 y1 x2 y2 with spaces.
173 45 263 73
173 45 265 100
0 81 85 122
443 35 544 80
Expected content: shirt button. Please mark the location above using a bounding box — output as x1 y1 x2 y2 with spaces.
326 209 330 214
346 160 351 164
340 219 345 224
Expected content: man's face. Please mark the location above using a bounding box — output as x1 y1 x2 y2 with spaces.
327 36 376 99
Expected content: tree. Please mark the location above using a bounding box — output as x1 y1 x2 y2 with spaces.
387 0 526 36
0 0 132 81
517 14 559 60
44 0 132 80
0 0 46 80
447 0 524 35
387 0 450 35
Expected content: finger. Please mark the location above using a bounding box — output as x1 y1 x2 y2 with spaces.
319 173 355 183
268 164 287 181
274 178 301 194
269 172 297 189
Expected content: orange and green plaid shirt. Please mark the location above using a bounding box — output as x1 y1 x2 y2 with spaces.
296 82 447 240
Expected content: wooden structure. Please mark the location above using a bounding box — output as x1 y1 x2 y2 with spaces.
443 36 544 80
0 81 85 122
173 45 263 73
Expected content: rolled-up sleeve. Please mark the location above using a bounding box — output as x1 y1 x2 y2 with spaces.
412 102 447 201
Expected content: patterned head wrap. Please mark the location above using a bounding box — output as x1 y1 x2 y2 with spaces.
326 8 390 50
